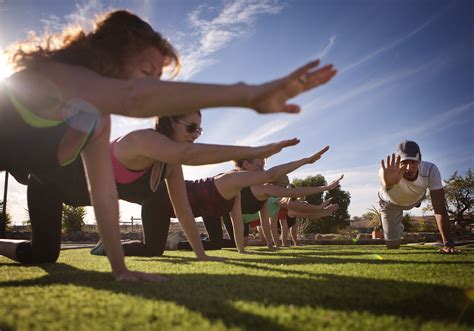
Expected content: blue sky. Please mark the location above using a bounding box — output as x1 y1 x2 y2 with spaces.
1 0 473 224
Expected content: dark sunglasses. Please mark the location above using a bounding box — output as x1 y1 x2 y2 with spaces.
176 119 203 135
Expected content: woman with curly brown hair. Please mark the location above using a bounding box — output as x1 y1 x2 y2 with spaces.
0 10 336 281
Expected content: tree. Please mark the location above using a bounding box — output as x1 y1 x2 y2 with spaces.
424 169 473 221
401 212 414 233
292 175 351 234
62 205 86 234
366 206 382 231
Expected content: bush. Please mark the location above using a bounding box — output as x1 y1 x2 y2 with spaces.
62 205 86 234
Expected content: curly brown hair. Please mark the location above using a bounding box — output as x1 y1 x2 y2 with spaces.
11 10 179 79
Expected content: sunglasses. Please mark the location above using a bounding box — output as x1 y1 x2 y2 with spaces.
176 119 203 135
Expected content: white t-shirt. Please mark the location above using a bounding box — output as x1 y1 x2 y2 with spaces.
379 161 443 207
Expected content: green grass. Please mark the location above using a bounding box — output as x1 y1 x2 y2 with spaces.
1 245 473 331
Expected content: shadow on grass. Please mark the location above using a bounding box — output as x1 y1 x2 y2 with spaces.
0 262 472 329
223 250 474 266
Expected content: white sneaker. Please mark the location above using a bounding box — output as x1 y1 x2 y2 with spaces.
167 233 182 250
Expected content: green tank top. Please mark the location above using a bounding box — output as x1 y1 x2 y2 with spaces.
242 197 280 223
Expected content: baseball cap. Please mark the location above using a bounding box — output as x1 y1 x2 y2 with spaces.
396 140 421 161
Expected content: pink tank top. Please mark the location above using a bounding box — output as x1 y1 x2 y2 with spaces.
110 139 148 184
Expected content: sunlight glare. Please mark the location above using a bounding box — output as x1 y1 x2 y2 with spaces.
0 50 14 80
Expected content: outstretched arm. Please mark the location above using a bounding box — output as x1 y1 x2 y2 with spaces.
129 130 299 166
257 175 343 201
214 146 330 200
278 198 333 212
165 165 224 261
287 203 339 219
18 59 335 119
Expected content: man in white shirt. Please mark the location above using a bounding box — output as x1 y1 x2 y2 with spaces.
378 140 458 253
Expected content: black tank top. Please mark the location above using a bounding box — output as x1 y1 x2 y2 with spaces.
240 186 266 214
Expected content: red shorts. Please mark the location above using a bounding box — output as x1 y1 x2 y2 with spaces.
248 219 261 228
278 207 288 220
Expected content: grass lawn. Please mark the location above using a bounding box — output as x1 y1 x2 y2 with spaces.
0 245 473 331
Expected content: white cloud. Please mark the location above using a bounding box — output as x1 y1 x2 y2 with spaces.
394 101 474 138
178 0 284 80
315 35 336 59
305 58 441 115
340 14 439 74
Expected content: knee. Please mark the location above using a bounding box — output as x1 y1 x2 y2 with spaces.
33 247 60 263
146 243 165 257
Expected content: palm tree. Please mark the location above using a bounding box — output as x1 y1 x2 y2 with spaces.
367 206 382 231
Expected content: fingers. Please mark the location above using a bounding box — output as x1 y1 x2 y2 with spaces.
317 145 330 157
305 64 337 89
282 104 301 114
280 138 300 147
381 159 386 170
291 60 321 79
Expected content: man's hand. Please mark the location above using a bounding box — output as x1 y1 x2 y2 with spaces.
381 154 406 189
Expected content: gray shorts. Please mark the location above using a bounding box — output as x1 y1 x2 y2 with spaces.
378 195 422 240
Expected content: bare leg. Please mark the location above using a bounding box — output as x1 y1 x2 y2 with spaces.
290 225 299 246
269 215 280 247
280 218 290 247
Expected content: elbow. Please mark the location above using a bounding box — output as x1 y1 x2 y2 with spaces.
264 169 279 184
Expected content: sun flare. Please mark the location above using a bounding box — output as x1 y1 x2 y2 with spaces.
0 51 14 80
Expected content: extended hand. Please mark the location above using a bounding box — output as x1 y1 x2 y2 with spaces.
113 269 168 282
320 198 334 209
306 146 330 164
322 203 339 216
326 174 344 190
258 138 300 159
249 60 337 114
381 154 406 188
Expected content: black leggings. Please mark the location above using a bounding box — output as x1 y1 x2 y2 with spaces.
118 191 171 256
176 215 237 250
20 160 169 261
20 174 64 263
16 162 91 263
